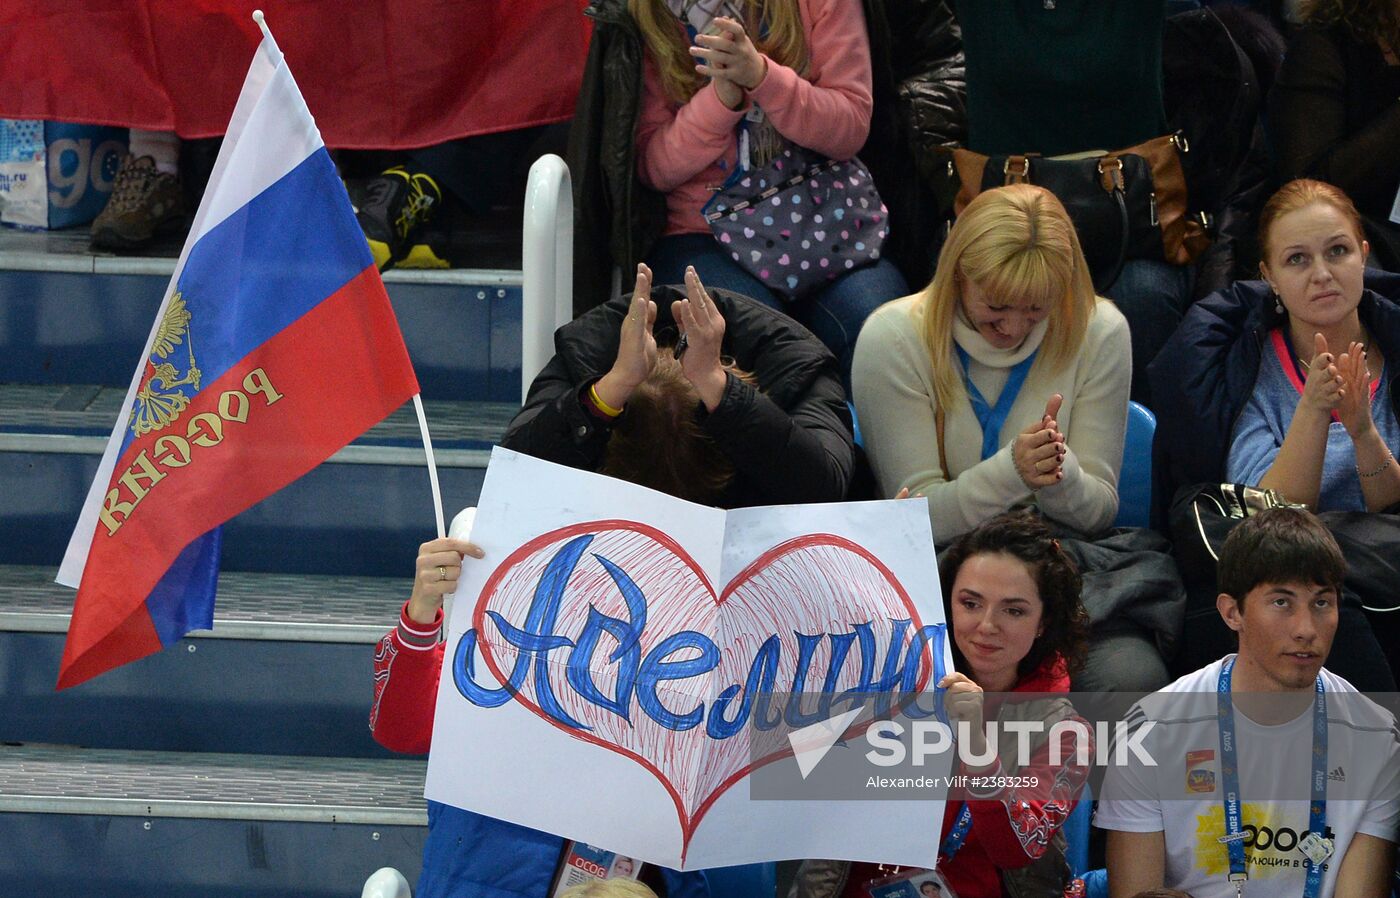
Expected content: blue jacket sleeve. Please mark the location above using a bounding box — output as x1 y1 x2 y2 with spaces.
1224 389 1286 487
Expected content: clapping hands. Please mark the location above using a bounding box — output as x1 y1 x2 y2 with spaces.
1333 337 1376 439
1301 333 1345 414
673 266 729 411
690 16 768 110
595 264 731 414
1303 332 1375 439
1014 394 1066 491
594 264 659 412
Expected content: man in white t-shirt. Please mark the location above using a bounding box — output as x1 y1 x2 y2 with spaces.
1095 507 1400 898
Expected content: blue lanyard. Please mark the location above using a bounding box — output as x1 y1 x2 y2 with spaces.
954 346 1038 461
1216 656 1329 898
938 803 974 862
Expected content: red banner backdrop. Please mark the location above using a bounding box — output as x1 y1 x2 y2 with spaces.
0 0 591 149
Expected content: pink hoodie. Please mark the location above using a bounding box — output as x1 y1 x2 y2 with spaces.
635 0 874 237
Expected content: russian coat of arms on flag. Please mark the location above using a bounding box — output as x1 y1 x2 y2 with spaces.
54 20 420 688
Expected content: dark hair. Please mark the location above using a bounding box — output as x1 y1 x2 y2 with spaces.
938 511 1090 680
1129 890 1196 898
1217 507 1345 604
1302 0 1400 66
599 355 737 505
1257 179 1366 263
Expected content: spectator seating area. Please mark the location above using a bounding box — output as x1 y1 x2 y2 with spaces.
0 228 524 895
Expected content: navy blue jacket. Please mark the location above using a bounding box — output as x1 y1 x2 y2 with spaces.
417 804 709 898
1147 270 1400 528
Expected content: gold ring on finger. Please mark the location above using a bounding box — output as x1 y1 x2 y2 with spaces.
437 564 448 582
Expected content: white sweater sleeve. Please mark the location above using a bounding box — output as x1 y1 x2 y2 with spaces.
1033 301 1131 534
852 301 1031 546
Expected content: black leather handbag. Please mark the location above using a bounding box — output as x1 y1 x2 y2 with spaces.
947 133 1211 292
1168 482 1400 613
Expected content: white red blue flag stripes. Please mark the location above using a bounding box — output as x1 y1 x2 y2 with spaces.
55 27 419 688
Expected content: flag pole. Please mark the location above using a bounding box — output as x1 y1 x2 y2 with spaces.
413 395 448 539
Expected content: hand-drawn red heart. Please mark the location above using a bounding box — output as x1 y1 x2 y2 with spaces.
468 520 936 861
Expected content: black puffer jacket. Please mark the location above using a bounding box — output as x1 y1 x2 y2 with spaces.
1164 5 1286 297
567 0 905 313
500 285 855 507
567 0 665 317
865 0 964 288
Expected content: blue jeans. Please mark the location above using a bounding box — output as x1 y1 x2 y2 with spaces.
1102 259 1193 409
646 233 908 390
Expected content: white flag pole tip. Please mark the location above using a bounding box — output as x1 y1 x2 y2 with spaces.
252 10 273 43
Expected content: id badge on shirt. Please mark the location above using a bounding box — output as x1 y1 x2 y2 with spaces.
862 868 959 898
549 841 641 897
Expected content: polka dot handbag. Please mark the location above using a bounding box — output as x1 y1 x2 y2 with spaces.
702 144 889 301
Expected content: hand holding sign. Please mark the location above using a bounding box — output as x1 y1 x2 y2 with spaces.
408 537 483 625
426 449 951 871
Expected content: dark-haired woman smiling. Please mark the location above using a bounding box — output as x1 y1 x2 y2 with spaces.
794 512 1093 898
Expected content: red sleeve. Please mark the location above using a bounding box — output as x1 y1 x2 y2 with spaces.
964 716 1094 868
369 601 446 755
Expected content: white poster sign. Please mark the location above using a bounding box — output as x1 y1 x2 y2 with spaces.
426 448 951 870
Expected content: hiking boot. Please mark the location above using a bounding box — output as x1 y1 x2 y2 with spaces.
398 231 452 269
353 166 442 271
90 155 188 251
397 199 456 270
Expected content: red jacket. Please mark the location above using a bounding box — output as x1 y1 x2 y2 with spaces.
842 656 1090 898
370 601 443 753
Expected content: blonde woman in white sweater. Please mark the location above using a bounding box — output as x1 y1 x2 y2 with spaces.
853 184 1163 691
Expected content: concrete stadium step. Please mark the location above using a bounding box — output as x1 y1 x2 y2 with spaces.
0 564 413 757
0 386 514 574
0 744 428 897
0 237 524 402
0 380 516 444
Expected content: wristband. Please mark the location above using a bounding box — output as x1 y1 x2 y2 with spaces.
589 382 624 418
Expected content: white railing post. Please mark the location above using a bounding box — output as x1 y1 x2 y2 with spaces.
521 154 574 404
361 867 411 898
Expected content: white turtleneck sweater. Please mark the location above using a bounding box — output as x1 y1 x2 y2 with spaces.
852 294 1131 544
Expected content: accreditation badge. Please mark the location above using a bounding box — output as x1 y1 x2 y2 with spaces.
549 841 641 896
1298 831 1335 866
862 868 958 898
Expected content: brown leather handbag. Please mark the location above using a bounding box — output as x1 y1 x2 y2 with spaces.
945 133 1212 291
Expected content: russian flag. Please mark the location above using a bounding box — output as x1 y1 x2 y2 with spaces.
54 24 419 688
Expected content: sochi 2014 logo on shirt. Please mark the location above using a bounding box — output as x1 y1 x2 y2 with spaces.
1186 749 1216 794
